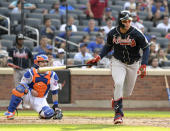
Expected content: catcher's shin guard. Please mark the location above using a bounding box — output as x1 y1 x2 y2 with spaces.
4 95 22 120
7 95 22 113
113 98 124 124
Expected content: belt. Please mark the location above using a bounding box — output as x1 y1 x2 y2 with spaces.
122 60 138 65
124 61 134 65
113 56 139 65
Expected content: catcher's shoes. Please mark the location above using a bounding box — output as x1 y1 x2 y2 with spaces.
4 111 15 120
114 113 123 124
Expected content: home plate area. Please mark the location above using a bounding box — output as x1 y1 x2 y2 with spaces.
0 116 170 127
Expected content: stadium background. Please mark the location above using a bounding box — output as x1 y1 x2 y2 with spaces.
0 0 170 110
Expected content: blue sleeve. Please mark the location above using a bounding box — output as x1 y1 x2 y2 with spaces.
99 44 112 59
99 31 113 59
141 46 150 65
24 70 31 78
52 71 59 81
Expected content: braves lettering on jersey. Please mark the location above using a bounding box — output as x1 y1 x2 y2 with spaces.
8 47 33 68
21 68 59 97
103 26 148 64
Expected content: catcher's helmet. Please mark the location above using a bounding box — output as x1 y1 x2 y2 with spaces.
34 54 49 67
118 10 132 28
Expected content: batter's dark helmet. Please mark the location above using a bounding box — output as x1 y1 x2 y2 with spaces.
118 10 132 28
15 34 24 45
16 34 24 41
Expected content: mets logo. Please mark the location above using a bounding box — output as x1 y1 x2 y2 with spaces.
112 35 136 47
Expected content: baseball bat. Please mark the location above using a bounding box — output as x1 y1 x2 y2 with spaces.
164 75 170 103
38 64 95 73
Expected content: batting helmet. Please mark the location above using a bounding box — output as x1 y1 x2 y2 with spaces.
16 34 24 41
118 10 132 28
34 54 49 67
16 33 24 45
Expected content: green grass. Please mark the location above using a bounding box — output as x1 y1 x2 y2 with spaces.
0 124 170 131
1 110 170 118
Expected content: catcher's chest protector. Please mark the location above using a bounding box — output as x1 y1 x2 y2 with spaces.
31 68 51 97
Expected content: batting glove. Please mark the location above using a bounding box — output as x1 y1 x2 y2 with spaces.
87 55 101 67
137 64 146 78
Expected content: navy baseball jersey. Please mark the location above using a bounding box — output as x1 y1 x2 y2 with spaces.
100 26 149 64
8 47 33 69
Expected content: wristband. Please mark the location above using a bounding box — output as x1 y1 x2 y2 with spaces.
53 101 58 105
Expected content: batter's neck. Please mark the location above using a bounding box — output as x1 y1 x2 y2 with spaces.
120 27 130 34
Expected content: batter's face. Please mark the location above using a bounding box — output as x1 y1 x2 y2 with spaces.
121 20 131 30
17 39 24 46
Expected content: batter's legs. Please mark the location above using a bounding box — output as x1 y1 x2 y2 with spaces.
123 62 139 97
111 57 127 124
111 58 126 101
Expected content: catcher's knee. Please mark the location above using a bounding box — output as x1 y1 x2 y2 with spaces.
12 83 28 97
39 106 54 119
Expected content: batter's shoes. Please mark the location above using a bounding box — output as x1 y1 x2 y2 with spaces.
114 113 123 124
4 111 15 120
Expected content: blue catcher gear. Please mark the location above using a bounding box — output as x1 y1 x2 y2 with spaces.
5 83 29 119
39 106 55 119
118 10 132 28
34 54 49 68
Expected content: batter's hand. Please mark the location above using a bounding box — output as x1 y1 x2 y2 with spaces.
137 64 146 78
87 55 101 67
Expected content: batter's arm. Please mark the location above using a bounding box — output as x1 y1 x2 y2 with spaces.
99 31 114 59
141 46 150 65
99 44 113 59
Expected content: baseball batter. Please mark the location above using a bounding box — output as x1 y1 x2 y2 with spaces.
87 10 149 124
4 55 63 120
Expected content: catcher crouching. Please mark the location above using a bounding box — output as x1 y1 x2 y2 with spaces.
4 54 63 120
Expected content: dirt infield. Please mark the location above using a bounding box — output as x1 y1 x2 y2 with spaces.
0 116 170 127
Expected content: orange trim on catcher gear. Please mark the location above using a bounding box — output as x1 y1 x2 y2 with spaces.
12 89 24 97
32 68 40 83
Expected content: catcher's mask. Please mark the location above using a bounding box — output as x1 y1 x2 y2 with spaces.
34 54 49 67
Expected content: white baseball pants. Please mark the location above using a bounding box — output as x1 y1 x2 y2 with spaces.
23 91 49 113
110 57 140 101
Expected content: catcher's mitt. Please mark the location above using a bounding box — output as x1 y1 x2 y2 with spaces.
53 108 63 120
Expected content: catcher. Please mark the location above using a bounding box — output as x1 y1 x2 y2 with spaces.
4 54 63 120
